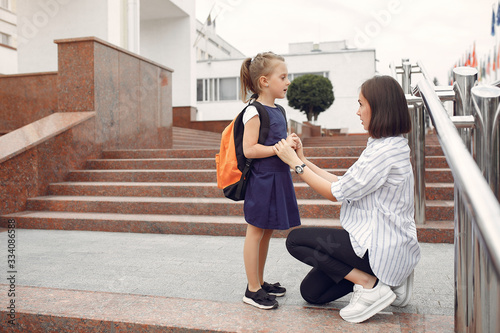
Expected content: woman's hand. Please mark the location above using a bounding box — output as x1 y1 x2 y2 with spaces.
295 137 305 161
273 139 303 167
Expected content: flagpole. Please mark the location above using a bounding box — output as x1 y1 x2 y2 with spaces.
494 1 499 81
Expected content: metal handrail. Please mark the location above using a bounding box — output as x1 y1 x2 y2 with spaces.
418 79 500 272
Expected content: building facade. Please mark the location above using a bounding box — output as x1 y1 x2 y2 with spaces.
195 19 244 61
6 1 376 133
0 0 17 74
13 0 196 108
196 41 376 133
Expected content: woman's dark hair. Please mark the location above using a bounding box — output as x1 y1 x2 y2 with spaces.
361 75 411 138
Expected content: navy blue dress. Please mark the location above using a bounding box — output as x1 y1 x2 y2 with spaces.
243 105 301 230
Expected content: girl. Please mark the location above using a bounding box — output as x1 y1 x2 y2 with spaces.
273 75 421 323
240 52 301 310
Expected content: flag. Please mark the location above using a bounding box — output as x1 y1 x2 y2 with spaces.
494 48 497 71
492 5 496 36
472 42 478 68
497 1 500 26
497 44 500 70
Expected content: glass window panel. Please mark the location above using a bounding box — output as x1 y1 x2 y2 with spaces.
219 77 237 100
197 79 203 101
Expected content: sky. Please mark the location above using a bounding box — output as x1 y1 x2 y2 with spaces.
195 0 499 85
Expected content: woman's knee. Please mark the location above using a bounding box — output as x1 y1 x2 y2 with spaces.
299 279 325 305
285 228 305 252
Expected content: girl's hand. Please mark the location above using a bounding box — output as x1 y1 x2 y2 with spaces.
273 139 303 167
285 133 298 150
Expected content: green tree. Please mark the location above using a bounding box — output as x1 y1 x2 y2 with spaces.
287 74 334 122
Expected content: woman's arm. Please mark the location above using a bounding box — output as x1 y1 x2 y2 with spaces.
274 139 337 202
293 140 338 183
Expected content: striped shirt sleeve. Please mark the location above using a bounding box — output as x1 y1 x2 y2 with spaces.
331 142 401 202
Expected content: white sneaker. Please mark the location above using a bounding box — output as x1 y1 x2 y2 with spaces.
339 281 396 323
391 271 414 307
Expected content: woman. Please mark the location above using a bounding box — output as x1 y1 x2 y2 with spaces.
273 75 420 323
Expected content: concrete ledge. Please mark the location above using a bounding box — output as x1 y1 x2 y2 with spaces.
0 285 454 332
0 113 100 216
0 112 96 163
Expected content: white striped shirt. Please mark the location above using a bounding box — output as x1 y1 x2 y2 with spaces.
331 136 421 286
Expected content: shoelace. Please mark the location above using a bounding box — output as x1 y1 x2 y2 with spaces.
349 285 364 305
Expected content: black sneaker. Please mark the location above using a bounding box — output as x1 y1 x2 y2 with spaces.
243 287 278 309
262 282 286 297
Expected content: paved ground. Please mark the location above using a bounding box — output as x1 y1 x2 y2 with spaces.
1 229 454 316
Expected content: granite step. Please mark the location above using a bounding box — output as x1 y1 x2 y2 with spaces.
84 156 448 170
1 211 454 243
103 148 221 159
24 196 454 221
66 169 219 183
66 168 454 183
48 181 455 201
101 145 444 159
172 127 221 149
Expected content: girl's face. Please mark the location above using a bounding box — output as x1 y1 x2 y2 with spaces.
265 61 290 99
357 91 372 131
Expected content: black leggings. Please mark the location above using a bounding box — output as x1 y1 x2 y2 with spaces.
286 227 374 305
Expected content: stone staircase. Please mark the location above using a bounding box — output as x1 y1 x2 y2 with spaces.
2 128 454 242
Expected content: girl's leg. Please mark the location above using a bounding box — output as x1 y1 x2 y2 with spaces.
243 224 265 292
258 228 274 285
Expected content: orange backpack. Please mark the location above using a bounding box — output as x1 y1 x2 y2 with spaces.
215 101 286 201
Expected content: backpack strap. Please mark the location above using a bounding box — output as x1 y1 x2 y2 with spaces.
249 101 270 144
230 101 271 200
275 103 288 132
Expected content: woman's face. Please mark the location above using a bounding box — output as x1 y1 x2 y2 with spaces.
357 91 372 131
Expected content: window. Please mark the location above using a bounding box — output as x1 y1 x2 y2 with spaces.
0 33 10 46
219 78 237 100
197 79 204 102
197 77 240 102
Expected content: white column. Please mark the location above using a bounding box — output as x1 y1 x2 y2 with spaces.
127 0 140 54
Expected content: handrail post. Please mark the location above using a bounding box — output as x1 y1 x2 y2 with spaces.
452 67 477 333
453 67 477 150
403 60 426 225
471 86 500 201
471 85 500 332
409 101 426 225
402 61 412 94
